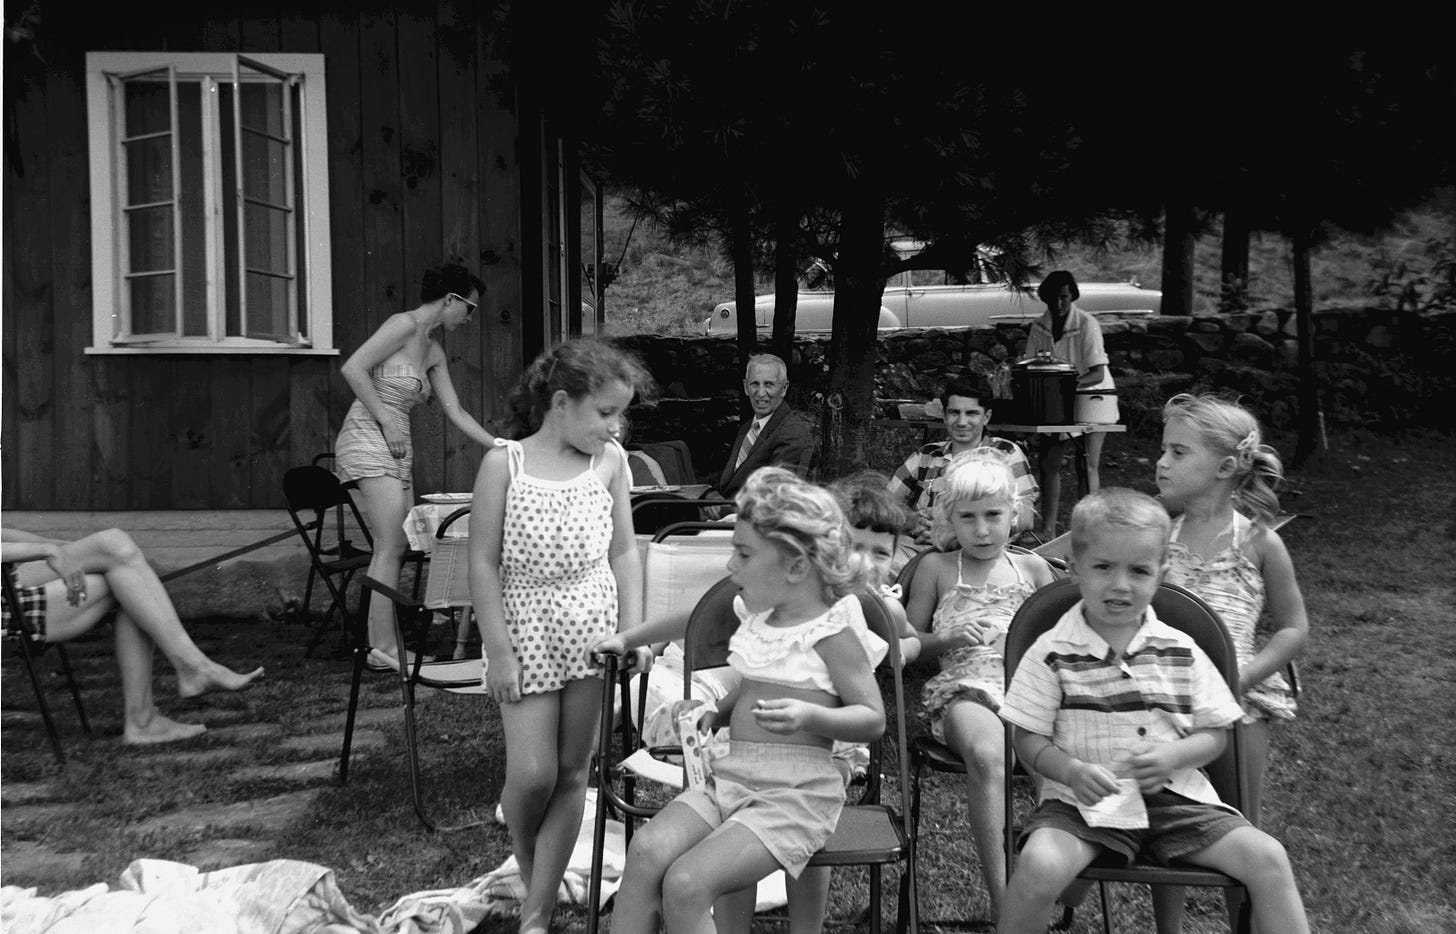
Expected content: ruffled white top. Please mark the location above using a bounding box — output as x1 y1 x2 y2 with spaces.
728 594 888 695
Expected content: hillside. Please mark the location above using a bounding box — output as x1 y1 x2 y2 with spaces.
597 190 1456 337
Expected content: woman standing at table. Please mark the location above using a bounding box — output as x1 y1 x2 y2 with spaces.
335 262 497 669
1025 270 1114 540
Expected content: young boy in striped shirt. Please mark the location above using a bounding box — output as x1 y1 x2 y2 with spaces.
997 488 1308 934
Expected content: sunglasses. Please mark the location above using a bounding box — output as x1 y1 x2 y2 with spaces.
450 292 478 318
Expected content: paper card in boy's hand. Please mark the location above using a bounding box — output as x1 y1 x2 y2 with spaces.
1079 779 1148 829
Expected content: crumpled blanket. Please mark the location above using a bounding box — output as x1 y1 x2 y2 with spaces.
0 858 378 934
377 788 788 934
377 788 623 934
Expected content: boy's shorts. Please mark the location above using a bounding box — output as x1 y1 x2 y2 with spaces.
675 740 844 877
1021 790 1250 864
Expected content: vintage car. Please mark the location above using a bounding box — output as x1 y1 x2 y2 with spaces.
705 240 1162 335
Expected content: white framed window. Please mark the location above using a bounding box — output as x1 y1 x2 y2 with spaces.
84 52 334 354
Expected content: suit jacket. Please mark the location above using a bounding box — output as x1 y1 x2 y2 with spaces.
717 404 815 498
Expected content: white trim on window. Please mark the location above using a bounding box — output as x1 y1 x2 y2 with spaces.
84 51 334 354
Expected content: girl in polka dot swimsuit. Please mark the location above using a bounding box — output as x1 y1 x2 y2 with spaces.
468 338 655 934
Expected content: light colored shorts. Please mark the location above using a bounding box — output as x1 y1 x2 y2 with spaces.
675 740 845 877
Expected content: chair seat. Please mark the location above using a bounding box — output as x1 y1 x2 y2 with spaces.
910 736 964 774
1079 856 1243 888
411 658 487 693
809 804 909 866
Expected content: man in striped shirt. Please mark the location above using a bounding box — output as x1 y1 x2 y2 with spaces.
886 375 1037 566
997 489 1309 934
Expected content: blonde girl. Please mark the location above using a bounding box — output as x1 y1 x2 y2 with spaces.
1156 392 1308 816
1150 392 1310 933
905 448 1057 918
468 337 654 934
598 467 886 934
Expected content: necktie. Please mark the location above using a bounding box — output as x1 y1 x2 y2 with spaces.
735 418 763 469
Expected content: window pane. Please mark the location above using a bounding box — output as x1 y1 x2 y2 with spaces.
245 271 289 339
125 136 172 205
127 205 173 273
220 83 240 336
292 86 308 339
129 274 175 334
123 78 170 136
177 83 207 336
245 202 291 275
242 132 289 206
239 81 285 138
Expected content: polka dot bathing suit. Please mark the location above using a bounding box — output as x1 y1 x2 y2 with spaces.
493 438 620 695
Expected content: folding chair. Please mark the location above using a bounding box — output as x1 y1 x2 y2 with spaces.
282 463 425 654
2 562 91 764
1001 578 1256 934
587 577 918 934
338 574 486 832
899 546 1061 929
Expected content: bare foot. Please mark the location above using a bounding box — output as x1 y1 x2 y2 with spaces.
123 713 208 745
177 663 264 699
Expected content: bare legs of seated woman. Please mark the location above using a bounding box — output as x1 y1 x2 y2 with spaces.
13 528 263 745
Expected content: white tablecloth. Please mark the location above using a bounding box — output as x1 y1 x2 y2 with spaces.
405 500 472 553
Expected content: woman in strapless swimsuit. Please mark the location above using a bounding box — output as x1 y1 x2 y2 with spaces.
334 262 497 665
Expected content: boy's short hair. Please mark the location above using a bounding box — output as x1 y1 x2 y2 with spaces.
829 470 909 541
1069 488 1171 558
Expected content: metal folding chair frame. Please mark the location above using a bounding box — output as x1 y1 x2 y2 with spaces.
3 562 91 764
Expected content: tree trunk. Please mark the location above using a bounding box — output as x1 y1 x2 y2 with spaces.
1220 207 1250 312
821 179 886 478
730 201 757 378
1291 223 1320 468
770 207 800 365
1160 199 1196 316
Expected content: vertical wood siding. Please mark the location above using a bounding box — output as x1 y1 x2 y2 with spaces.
1 1 532 509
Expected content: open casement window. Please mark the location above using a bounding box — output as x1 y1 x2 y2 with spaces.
86 52 333 354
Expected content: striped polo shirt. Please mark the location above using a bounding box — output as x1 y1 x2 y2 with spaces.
1001 602 1244 809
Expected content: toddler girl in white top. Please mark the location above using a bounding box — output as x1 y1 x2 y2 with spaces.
596 467 886 934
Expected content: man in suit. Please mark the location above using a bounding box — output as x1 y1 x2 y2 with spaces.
715 353 815 500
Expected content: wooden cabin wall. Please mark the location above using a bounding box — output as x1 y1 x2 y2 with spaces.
1 0 526 510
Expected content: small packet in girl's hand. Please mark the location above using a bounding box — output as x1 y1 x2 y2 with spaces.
674 699 714 791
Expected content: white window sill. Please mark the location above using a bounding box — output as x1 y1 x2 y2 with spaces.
85 345 339 356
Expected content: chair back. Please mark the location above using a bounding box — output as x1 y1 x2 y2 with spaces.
283 464 355 514
894 547 935 603
642 524 735 626
1003 578 1246 813
681 576 742 676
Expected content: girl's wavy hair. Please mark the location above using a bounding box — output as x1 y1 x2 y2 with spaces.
1162 392 1284 526
503 338 656 439
735 467 862 600
929 447 1026 550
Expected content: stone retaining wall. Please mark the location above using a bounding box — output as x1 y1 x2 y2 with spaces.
616 307 1456 475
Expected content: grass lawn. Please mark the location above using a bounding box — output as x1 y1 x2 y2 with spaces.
3 426 1453 933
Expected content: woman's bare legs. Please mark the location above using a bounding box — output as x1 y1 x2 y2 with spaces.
499 678 603 934
1036 439 1068 540
1084 431 1105 494
944 700 1007 918
350 475 413 657
17 529 262 700
32 550 257 745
